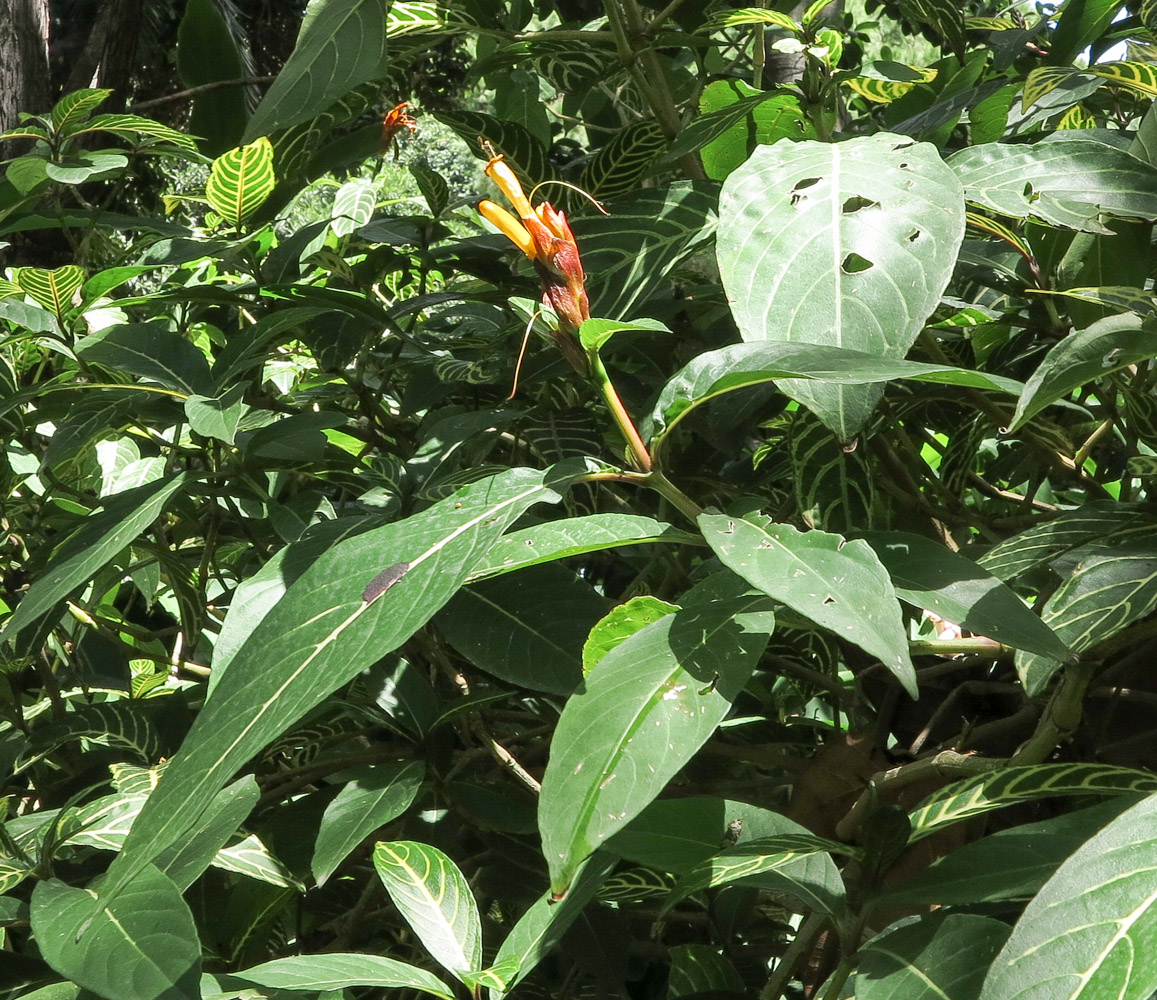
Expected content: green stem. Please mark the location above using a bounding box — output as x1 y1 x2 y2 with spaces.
589 348 652 472
761 910 828 1000
821 957 856 1000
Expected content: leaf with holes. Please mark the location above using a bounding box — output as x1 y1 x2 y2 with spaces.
205 137 276 225
539 592 775 897
716 134 965 441
908 763 1157 843
700 514 915 695
373 841 482 983
15 265 84 315
1015 532 1157 695
979 791 1157 1000
948 139 1157 234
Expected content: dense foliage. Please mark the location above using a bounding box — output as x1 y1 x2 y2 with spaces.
4 1 1157 998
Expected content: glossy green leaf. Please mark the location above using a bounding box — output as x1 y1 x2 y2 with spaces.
539 594 775 897
860 530 1074 661
699 7 799 31
51 89 112 133
1015 531 1157 695
15 265 84 315
177 0 248 155
243 0 389 140
877 797 1135 907
948 139 1157 234
577 316 670 353
68 114 199 153
908 763 1157 843
646 341 1022 450
184 384 249 444
44 151 128 185
859 913 1010 1000
576 181 718 322
979 791 1157 1000
78 323 213 395
668 945 745 998
331 178 376 237
312 760 424 884
373 841 482 982
4 474 190 637
1010 314 1156 431
31 866 200 1000
1048 0 1127 65
436 108 552 191
700 514 916 696
234 954 454 999
580 121 667 201
437 563 608 695
467 513 697 583
582 596 679 676
92 465 579 912
716 134 965 440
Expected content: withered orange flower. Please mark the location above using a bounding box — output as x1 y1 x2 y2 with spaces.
479 155 590 374
379 101 417 156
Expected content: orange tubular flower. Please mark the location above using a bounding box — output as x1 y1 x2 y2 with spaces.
479 155 591 374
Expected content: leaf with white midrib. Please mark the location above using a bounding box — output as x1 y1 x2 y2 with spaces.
373 841 482 982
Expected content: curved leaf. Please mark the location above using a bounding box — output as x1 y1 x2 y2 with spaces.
15 265 84 315
716 133 965 440
234 954 454 999
205 137 276 225
373 841 482 982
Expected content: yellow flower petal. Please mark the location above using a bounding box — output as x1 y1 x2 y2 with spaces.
484 155 534 219
479 199 536 258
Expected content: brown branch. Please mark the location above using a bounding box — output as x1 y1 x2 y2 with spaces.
126 77 276 114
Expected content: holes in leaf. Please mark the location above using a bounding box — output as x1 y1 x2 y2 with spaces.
1023 181 1040 203
841 252 873 274
790 176 821 205
842 196 878 214
907 229 920 242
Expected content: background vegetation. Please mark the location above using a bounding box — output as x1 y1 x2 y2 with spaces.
3 1 1157 998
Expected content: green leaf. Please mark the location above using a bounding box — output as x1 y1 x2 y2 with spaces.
68 114 199 153
467 513 697 583
233 954 454 999
948 139 1157 234
410 164 449 217
1022 65 1082 111
897 0 967 58
488 853 616 998
1015 532 1157 695
578 317 670 353
435 109 553 191
205 137 276 226
4 474 190 637
15 265 84 315
1089 60 1157 100
860 530 1074 662
331 178 376 237
93 465 577 914
716 134 965 440
78 323 213 395
645 341 1022 448
582 596 679 676
184 384 249 445
31 866 200 1000
979 791 1157 1000
1029 284 1157 315
178 0 248 155
312 760 424 885
908 763 1157 843
1048 0 1128 65
663 833 853 916
579 121 668 201
51 89 112 133
699 7 800 31
44 151 128 185
699 514 916 697
243 0 389 141
373 841 482 983
859 913 1010 1000
876 797 1136 906
577 181 719 322
1010 314 1156 431
436 563 608 695
668 945 745 998
539 594 775 897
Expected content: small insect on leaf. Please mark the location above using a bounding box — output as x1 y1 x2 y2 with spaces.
362 562 411 603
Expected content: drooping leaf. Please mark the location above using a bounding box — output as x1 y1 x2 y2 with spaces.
979 791 1157 1000
205 137 276 226
373 841 482 983
716 133 965 440
31 866 200 1000
92 465 580 912
233 954 454 999
4 474 191 637
699 514 916 696
312 760 425 885
908 763 1157 842
243 0 390 141
860 530 1074 662
859 913 1009 1000
539 594 775 897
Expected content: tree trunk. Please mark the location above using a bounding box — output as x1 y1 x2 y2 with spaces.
64 0 145 107
0 0 51 149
